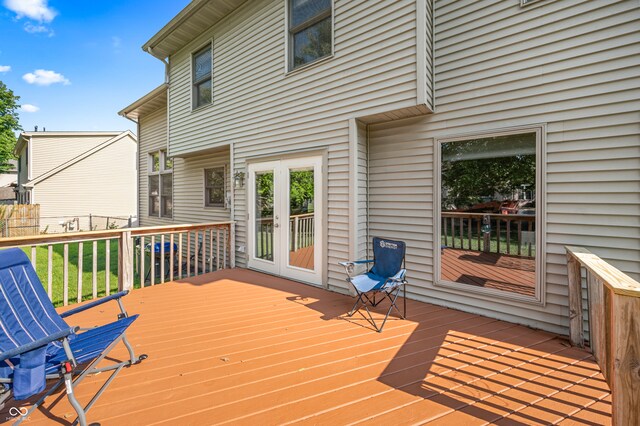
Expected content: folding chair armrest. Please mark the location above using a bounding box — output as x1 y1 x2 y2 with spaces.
339 260 374 277
0 327 78 362
60 290 129 319
388 269 407 284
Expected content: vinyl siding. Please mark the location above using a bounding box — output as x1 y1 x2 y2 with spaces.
30 135 116 179
167 0 424 156
138 105 231 228
366 0 640 334
167 0 427 290
33 135 137 233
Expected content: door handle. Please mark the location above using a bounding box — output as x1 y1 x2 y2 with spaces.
274 223 280 228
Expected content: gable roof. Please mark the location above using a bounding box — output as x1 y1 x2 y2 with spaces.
142 0 247 60
24 131 137 188
119 84 168 122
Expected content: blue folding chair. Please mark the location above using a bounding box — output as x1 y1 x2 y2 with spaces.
0 248 146 425
339 237 408 332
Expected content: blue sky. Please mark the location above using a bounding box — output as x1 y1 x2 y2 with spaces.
0 0 190 134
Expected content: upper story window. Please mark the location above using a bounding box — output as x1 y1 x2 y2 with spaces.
288 0 332 71
149 150 173 218
192 44 212 109
204 167 226 208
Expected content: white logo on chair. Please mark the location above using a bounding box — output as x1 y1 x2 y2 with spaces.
379 240 398 250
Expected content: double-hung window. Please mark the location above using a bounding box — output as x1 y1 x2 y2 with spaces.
193 44 212 109
288 0 332 70
149 150 173 218
204 167 226 208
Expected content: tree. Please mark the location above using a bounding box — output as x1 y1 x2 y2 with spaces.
441 133 536 210
0 81 21 172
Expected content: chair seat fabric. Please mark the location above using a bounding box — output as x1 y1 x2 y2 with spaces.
45 315 138 374
350 272 391 293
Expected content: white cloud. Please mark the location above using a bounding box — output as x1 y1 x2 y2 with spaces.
3 0 57 22
24 22 54 36
21 104 39 113
23 69 70 86
0 65 10 73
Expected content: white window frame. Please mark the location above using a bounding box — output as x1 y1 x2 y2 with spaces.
148 150 173 219
204 165 227 209
191 40 213 110
433 125 546 306
284 0 335 73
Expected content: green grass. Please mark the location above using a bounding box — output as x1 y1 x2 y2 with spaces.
21 241 155 307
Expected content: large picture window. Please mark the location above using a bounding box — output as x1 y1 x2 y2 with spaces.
192 44 212 109
438 129 541 300
149 150 173 218
204 167 226 208
288 0 332 70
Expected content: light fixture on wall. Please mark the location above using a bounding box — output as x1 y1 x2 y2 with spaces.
234 171 245 190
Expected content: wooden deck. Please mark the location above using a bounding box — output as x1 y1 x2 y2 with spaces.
289 245 314 270
12 269 610 425
442 248 536 296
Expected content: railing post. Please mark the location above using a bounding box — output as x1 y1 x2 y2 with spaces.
566 253 584 348
118 230 134 292
294 216 299 251
610 292 640 426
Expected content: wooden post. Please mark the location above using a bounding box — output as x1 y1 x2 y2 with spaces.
610 293 640 426
118 230 134 292
566 254 584 348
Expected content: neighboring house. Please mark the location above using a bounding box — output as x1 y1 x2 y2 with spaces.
14 131 138 232
0 159 17 204
120 0 640 335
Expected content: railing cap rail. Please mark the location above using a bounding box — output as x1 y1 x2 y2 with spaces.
441 211 535 220
566 245 640 298
0 221 235 248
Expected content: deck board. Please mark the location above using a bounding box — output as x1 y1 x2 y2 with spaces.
442 248 536 296
10 269 610 425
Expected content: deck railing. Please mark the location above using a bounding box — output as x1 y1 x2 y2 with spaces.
566 246 640 425
0 222 235 307
442 212 535 257
256 213 315 260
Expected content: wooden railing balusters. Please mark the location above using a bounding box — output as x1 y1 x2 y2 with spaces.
47 244 53 299
92 241 98 300
63 243 69 306
160 234 165 284
77 242 83 303
105 239 110 296
150 235 155 285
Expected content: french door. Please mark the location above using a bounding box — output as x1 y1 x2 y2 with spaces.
248 156 323 285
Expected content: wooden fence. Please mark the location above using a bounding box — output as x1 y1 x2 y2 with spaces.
442 212 535 257
0 204 40 237
0 222 235 307
566 246 640 425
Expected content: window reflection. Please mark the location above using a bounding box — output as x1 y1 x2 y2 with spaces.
440 132 537 297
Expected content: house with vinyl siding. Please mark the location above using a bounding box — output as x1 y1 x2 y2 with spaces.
120 0 640 335
14 131 138 233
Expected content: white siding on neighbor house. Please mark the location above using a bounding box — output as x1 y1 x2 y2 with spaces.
30 135 116 179
366 0 640 334
138 105 231 228
34 135 137 233
166 0 430 291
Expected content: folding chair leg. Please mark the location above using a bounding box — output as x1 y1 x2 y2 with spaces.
65 372 87 426
14 378 65 425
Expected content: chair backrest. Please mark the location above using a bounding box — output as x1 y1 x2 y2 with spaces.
0 248 68 354
371 237 406 278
